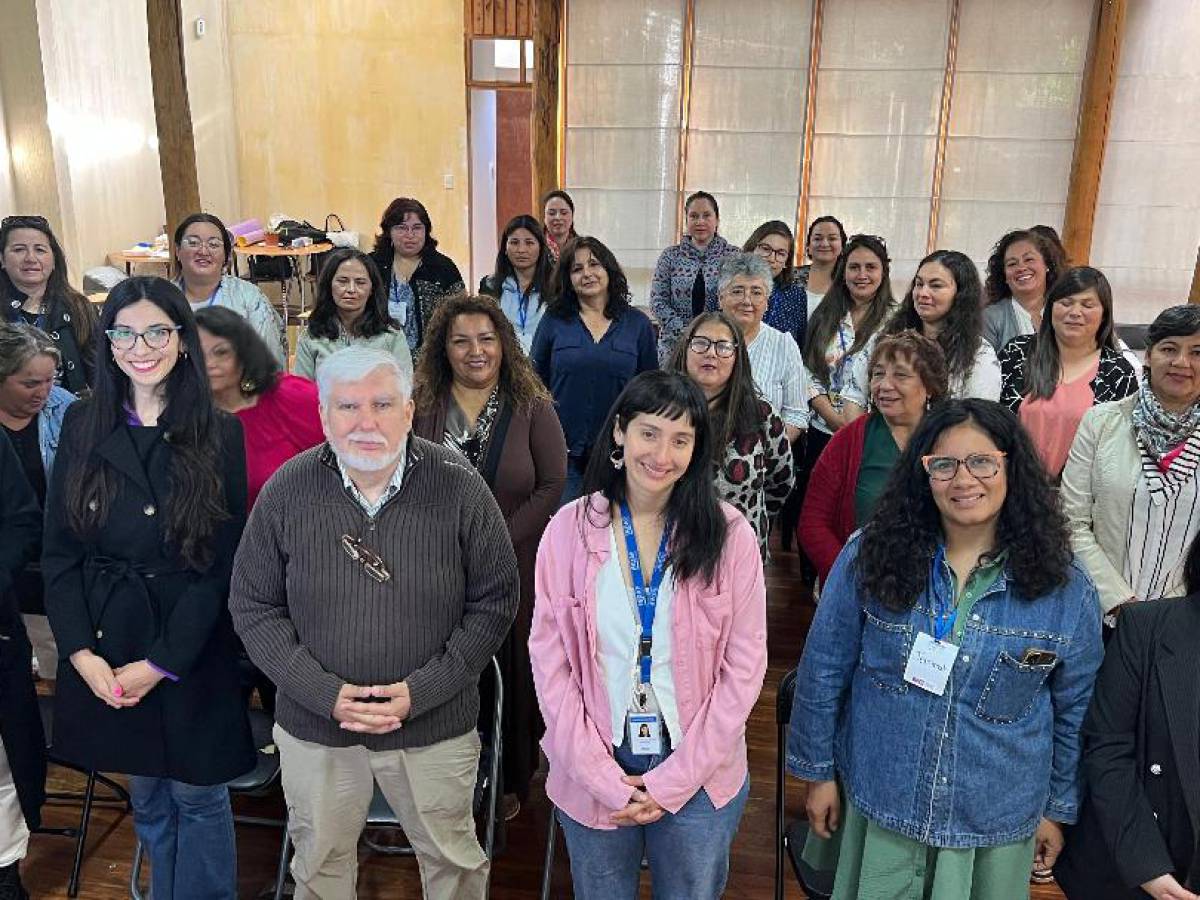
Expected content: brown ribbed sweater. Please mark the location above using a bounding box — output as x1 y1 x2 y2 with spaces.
229 438 518 750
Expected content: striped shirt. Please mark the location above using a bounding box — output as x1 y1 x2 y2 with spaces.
1125 433 1200 601
746 323 809 430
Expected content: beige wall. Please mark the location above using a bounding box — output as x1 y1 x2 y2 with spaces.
181 0 242 223
226 2 470 265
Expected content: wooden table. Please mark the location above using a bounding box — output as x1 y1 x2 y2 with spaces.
108 251 171 276
232 242 333 322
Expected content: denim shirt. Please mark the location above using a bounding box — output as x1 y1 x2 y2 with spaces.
38 385 76 473
787 534 1103 849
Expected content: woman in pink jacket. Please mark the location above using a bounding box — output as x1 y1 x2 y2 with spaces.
530 370 768 899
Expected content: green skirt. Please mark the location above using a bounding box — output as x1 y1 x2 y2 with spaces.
802 801 1035 900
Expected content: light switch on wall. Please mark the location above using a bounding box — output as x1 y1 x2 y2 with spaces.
443 174 454 189
195 18 206 38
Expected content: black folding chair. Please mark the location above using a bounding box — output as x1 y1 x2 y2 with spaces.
776 668 835 900
357 656 505 897
33 695 131 898
130 705 290 900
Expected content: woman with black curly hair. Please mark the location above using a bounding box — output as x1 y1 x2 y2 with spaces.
788 398 1103 900
866 249 1000 402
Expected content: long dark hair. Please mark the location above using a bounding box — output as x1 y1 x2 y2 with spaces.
582 371 727 584
668 311 761 459
886 250 984 388
803 234 894 382
373 197 439 258
172 212 233 277
984 229 1066 304
194 305 281 397
413 294 550 414
491 215 552 309
66 276 228 569
306 248 391 340
857 399 1070 609
743 220 796 287
545 236 632 321
1022 266 1117 401
0 215 97 348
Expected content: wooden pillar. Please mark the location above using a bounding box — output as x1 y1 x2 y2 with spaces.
1062 0 1127 265
1190 246 1200 305
146 0 200 233
530 0 562 210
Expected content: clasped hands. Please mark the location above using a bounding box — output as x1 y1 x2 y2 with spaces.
610 774 665 826
70 649 162 708
333 681 412 734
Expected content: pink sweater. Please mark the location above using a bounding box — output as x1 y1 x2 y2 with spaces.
530 494 767 829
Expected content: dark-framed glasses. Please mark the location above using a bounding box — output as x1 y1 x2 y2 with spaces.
754 242 790 262
922 452 1006 482
1 215 50 230
688 336 738 358
341 534 391 583
106 325 181 351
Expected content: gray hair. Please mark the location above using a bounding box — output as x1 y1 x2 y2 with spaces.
717 252 773 296
315 346 412 407
0 322 61 380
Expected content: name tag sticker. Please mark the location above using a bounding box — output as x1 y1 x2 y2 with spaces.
903 631 959 696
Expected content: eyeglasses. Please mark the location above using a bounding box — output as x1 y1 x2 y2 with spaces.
688 336 737 358
106 325 181 351
341 534 391 583
921 452 1006 482
180 236 225 251
724 286 768 302
392 224 426 235
2 215 50 230
754 242 790 263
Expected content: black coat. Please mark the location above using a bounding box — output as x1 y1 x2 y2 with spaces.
4 289 95 393
1055 595 1200 898
370 247 465 351
0 432 46 829
42 402 254 785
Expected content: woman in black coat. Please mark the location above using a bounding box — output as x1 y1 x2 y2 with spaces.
0 432 44 898
1055 539 1200 900
43 276 253 900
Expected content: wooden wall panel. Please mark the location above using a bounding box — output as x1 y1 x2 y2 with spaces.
146 0 200 236
529 0 561 208
469 0 532 36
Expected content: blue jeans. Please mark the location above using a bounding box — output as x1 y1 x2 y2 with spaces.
128 776 237 900
559 456 587 508
557 737 750 900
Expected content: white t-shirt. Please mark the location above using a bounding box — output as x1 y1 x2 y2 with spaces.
596 527 681 747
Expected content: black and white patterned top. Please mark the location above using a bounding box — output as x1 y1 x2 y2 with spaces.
714 398 794 558
998 334 1139 414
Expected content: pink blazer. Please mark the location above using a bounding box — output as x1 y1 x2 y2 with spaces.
530 494 767 829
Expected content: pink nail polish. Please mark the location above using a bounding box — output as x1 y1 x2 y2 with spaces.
113 684 125 698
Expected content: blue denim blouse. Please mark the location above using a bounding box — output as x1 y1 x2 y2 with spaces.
787 534 1103 849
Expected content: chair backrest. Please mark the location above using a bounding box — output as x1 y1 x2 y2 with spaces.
777 667 797 727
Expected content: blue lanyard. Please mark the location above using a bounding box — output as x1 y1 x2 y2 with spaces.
618 501 672 685
927 546 957 641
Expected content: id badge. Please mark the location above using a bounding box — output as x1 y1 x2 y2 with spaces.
903 631 959 696
628 711 662 756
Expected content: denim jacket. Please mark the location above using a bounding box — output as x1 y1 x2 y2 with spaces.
788 534 1103 848
38 385 76 473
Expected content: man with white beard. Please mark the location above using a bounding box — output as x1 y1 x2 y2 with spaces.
230 346 518 900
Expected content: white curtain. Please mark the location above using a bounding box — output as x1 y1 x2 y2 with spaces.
807 0 949 282
1089 0 1200 323
936 0 1092 267
683 0 812 250
564 0 686 302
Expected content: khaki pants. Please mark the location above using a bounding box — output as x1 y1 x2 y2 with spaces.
274 725 488 900
21 614 57 680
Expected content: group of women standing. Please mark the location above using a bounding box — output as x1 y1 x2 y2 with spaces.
5 188 1200 900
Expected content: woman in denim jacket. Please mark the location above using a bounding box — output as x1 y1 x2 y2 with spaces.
789 398 1103 899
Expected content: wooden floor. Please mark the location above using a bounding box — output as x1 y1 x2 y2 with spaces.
21 542 1067 899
